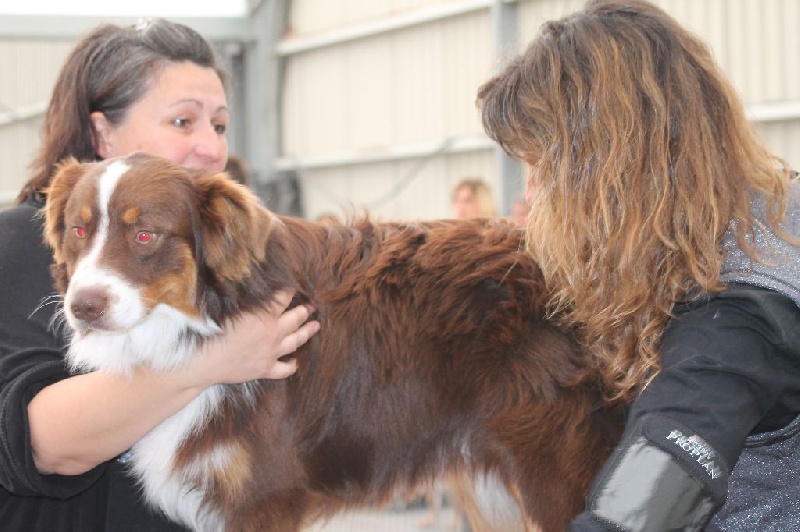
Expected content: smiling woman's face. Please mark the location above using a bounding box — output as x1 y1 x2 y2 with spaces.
91 61 229 172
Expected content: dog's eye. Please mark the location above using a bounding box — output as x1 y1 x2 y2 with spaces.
73 227 86 239
135 231 155 244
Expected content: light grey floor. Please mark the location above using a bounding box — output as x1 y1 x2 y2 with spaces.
307 506 462 532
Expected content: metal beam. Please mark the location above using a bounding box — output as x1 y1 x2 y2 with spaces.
491 0 522 215
241 0 286 187
0 15 249 42
274 133 494 171
276 0 495 56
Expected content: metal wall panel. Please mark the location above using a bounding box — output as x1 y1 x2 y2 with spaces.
283 46 351 157
281 3 497 220
759 122 800 172
635 0 800 170
517 0 799 107
517 0 584 39
648 0 799 105
283 8 492 155
0 40 71 207
287 0 445 36
3 1 798 213
0 120 43 205
299 148 497 221
442 9 492 137
515 0 800 170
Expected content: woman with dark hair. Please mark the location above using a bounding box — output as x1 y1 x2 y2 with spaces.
0 19 318 530
478 1 800 529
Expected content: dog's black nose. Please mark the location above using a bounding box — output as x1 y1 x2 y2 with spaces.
71 289 109 324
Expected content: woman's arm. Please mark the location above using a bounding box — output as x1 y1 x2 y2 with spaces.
569 284 800 531
28 290 319 475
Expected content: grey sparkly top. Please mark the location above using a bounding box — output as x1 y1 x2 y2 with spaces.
710 180 800 531
720 180 800 307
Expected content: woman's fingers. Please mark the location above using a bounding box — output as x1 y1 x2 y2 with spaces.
263 358 299 380
280 319 320 355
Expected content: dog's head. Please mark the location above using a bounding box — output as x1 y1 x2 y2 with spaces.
44 153 274 346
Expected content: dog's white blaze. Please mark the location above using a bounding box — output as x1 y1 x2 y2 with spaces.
64 160 145 334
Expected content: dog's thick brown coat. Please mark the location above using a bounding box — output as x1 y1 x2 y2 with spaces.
45 153 622 531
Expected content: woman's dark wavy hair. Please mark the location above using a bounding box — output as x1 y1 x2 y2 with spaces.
18 18 229 204
477 0 794 402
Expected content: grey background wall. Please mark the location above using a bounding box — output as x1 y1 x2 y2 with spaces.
1 0 799 222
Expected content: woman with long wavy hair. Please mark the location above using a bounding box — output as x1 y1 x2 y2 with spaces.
478 0 800 529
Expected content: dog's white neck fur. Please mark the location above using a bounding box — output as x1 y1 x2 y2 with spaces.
63 159 238 530
75 302 234 530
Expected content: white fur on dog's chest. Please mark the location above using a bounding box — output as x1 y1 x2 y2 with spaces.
130 385 229 531
67 304 229 529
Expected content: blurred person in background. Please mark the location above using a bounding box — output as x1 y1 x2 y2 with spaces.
451 178 497 219
509 197 529 227
314 212 342 226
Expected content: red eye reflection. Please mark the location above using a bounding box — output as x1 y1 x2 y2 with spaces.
74 227 86 239
135 231 153 244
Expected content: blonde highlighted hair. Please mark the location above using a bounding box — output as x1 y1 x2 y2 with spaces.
477 0 793 401
451 178 497 218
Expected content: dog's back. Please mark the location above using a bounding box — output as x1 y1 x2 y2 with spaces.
180 217 621 530
45 154 623 531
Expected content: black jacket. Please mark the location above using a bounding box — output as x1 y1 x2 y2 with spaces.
0 201 187 531
571 284 800 530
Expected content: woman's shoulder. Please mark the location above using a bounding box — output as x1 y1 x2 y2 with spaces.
0 202 51 272
0 201 45 239
673 284 800 353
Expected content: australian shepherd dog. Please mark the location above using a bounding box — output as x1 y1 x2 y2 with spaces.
43 152 622 531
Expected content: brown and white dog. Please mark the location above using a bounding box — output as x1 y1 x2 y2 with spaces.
43 152 622 532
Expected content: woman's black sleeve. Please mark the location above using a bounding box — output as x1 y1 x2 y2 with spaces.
569 284 800 531
631 283 800 466
0 204 107 497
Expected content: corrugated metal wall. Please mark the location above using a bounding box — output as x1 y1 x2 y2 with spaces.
279 1 497 221
280 0 800 221
0 41 71 206
0 0 798 214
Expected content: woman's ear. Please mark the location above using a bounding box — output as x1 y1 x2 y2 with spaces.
90 111 113 158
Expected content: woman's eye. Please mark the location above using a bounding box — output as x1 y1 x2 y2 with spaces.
73 227 86 239
172 118 190 128
135 231 154 244
214 123 227 134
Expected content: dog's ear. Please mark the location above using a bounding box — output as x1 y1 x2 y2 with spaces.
42 157 87 264
193 172 273 282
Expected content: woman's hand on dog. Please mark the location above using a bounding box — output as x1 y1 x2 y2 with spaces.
28 290 318 476
194 289 320 384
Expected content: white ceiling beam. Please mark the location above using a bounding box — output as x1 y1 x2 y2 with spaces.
0 15 248 42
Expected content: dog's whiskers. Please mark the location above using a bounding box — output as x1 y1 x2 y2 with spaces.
30 293 64 319
48 309 73 337
31 293 75 338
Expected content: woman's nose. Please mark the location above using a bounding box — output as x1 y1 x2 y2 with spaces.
194 126 227 165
